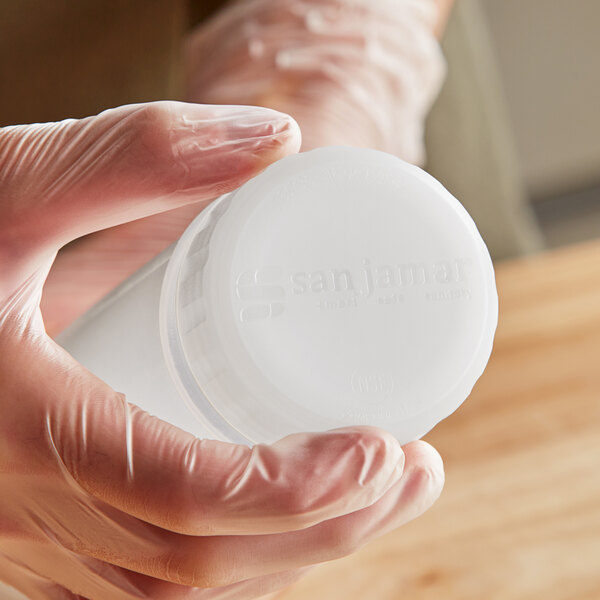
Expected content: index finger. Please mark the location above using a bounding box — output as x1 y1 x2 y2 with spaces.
43 343 405 536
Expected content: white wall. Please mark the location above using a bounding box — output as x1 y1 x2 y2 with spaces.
479 0 600 198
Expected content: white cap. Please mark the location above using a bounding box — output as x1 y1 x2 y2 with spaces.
160 147 498 445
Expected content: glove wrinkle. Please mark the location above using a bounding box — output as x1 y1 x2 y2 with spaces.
1 27 444 592
186 0 445 162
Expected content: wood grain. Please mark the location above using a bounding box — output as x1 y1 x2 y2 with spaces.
277 240 600 600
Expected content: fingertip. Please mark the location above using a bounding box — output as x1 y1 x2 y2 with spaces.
173 103 302 198
321 425 406 501
251 108 302 167
402 440 444 473
282 111 302 154
324 425 404 467
401 439 445 502
250 426 407 531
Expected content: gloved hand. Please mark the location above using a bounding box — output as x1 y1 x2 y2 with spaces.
0 100 444 600
185 0 445 164
42 0 446 334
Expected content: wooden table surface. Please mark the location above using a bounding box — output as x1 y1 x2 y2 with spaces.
278 240 600 600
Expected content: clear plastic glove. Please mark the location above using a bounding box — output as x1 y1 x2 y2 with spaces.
186 0 446 164
42 0 446 333
0 100 444 600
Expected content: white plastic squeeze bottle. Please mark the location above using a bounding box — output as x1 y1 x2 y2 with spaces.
59 147 498 445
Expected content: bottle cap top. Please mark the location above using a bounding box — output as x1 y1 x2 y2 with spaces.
160 147 498 444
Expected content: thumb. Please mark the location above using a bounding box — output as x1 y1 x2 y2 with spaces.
0 101 300 254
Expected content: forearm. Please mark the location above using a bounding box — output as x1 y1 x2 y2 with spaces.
433 0 456 38
186 0 448 162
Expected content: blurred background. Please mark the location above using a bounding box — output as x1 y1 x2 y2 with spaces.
1 0 599 260
425 0 600 258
